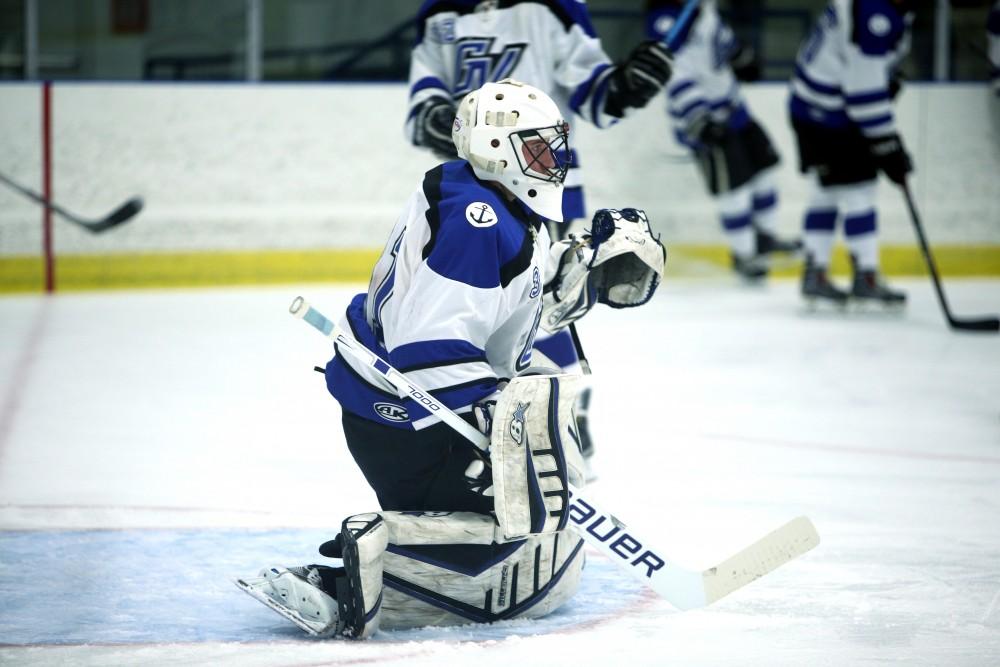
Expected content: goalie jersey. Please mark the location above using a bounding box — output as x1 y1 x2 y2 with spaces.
326 161 550 431
646 1 751 148
790 0 912 139
406 0 618 219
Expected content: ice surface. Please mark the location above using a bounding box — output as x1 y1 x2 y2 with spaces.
1 279 998 666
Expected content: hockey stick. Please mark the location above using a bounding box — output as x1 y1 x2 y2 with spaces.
0 170 142 233
289 296 820 610
901 182 999 333
660 0 702 53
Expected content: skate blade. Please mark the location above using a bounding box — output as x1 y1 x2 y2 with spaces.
802 296 848 313
234 577 328 637
848 298 907 315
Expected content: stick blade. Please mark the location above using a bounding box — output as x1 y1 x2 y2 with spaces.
702 516 820 606
82 197 143 232
950 317 1000 333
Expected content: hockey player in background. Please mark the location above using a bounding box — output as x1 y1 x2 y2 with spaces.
645 0 801 281
789 0 913 305
236 79 665 639
405 0 673 474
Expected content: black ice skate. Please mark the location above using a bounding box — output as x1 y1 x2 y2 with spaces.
801 257 848 306
850 267 907 306
732 252 768 281
755 228 803 256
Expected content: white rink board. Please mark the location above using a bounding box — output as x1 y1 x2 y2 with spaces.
0 82 998 256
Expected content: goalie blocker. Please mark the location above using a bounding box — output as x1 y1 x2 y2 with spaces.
238 374 589 637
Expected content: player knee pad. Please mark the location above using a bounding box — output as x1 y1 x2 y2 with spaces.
490 373 587 541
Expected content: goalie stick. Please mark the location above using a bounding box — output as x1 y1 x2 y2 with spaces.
289 296 820 610
901 182 999 333
0 170 142 233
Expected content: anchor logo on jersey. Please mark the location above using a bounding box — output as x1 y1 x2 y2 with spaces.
453 37 527 97
465 202 498 227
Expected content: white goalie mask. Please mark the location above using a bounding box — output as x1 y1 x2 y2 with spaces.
452 79 570 222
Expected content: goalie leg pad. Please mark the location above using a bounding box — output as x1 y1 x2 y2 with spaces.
375 511 585 629
490 374 586 540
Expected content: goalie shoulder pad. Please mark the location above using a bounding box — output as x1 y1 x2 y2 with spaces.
588 208 666 309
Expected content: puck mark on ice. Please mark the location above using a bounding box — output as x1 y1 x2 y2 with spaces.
466 202 498 228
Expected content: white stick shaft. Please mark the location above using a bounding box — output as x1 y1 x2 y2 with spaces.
289 296 819 609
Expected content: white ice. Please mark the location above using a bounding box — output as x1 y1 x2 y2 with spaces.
1 278 998 666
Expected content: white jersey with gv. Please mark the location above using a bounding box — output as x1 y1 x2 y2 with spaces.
407 0 617 211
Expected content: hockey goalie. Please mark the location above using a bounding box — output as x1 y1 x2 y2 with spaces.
235 79 665 638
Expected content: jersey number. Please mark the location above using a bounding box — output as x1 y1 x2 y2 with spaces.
453 37 527 98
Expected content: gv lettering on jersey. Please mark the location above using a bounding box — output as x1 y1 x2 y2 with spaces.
568 496 665 578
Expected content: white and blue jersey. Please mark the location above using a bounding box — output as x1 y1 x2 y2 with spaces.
407 0 618 220
790 0 912 138
646 1 751 148
326 160 550 431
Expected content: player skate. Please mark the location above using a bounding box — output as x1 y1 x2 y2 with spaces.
732 252 769 281
801 255 848 307
236 513 387 639
850 256 906 307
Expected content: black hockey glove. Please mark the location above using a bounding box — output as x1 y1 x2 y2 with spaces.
868 134 912 185
606 40 673 118
412 97 458 159
728 42 762 82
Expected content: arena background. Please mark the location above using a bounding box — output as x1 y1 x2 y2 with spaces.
1 0 998 292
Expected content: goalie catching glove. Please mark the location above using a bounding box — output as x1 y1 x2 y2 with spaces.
542 208 666 332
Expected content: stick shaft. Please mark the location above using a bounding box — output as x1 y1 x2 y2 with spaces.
902 184 999 332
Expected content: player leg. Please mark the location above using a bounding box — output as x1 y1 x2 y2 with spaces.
800 174 849 305
740 120 800 256
341 410 494 515
716 184 766 280
792 119 853 304
838 181 906 306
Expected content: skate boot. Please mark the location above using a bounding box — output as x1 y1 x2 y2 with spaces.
755 228 803 256
237 513 387 639
801 257 848 306
731 252 768 281
235 565 345 637
850 264 906 307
